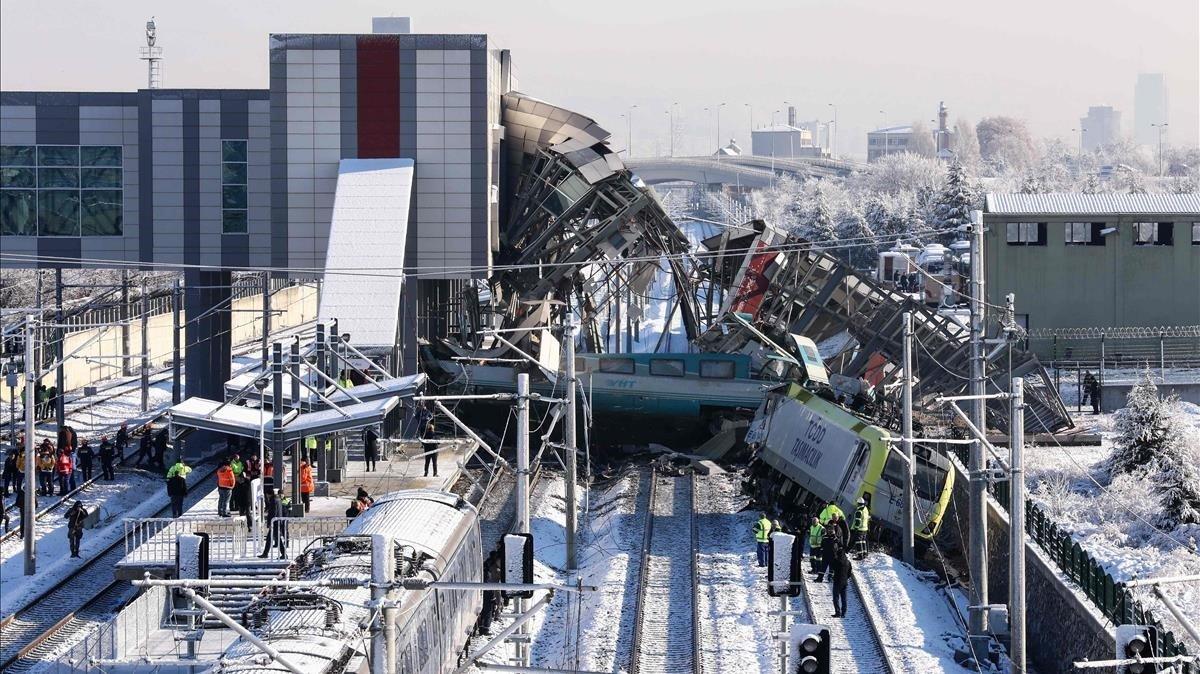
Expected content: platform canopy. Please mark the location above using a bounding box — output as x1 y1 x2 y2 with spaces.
224 369 426 408
169 394 401 444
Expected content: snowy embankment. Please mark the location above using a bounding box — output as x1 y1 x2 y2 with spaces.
0 467 191 617
855 554 979 673
1024 405 1200 648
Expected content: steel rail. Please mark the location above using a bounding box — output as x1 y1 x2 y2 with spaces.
626 468 657 674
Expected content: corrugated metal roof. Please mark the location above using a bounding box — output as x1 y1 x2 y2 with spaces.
986 192 1200 215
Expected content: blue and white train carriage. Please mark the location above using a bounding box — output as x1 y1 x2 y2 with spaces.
214 490 482 674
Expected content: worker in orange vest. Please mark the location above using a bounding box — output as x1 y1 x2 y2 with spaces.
216 459 235 517
299 460 314 513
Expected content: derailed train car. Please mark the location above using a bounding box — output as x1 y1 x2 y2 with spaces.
214 490 482 674
747 383 955 541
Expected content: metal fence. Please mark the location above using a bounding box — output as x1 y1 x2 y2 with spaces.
971 454 1194 664
269 516 352 559
123 517 250 564
44 585 169 673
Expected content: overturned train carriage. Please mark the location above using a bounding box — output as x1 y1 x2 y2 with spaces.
749 384 955 540
214 490 482 674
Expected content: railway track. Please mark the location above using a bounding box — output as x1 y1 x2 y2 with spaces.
629 471 699 674
0 464 219 671
797 548 895 673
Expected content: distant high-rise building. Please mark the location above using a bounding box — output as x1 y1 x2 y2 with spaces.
1079 106 1121 151
1134 73 1168 147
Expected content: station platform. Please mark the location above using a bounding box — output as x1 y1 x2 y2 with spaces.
115 437 476 579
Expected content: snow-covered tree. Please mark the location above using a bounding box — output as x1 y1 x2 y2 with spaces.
976 117 1038 172
1155 436 1200 529
932 159 976 231
951 117 981 168
908 121 936 158
1106 373 1175 477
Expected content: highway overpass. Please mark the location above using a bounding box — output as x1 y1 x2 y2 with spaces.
627 155 867 187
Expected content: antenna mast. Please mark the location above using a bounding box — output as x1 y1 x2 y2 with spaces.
139 18 162 89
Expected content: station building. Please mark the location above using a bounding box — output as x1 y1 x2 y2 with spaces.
983 192 1200 337
0 21 520 403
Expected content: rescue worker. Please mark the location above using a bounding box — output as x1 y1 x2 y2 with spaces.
166 459 192 518
422 409 439 478
363 426 379 472
228 454 246 513
37 443 56 495
1088 373 1102 415
851 497 871 559
345 498 364 518
216 459 235 517
303 436 317 463
65 500 88 557
831 547 853 618
134 430 153 468
115 423 129 459
151 428 168 470
356 486 375 508
753 512 773 567
807 516 825 573
77 440 95 482
99 436 117 480
299 460 315 512
819 500 844 526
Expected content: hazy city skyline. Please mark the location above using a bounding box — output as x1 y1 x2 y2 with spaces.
1 0 1195 160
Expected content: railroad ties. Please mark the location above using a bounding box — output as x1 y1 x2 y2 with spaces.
799 553 894 673
629 472 698 674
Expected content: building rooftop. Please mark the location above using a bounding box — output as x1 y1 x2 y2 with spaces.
753 124 808 133
985 192 1200 215
869 125 914 134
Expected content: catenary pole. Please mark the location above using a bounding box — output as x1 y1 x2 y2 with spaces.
564 319 579 570
121 269 131 376
23 315 37 575
371 533 396 674
172 277 182 405
261 272 270 370
140 277 149 413
1010 377 1026 674
54 268 64 427
968 209 990 649
901 311 916 565
516 372 531 668
289 337 301 509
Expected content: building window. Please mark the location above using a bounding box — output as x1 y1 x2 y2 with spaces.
221 140 248 233
1 144 122 236
1133 222 1173 246
1005 222 1046 246
1192 223 1200 245
1065 222 1106 246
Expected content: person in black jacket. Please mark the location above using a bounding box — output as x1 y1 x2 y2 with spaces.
166 469 188 518
66 500 88 557
816 513 849 583
77 440 96 482
258 486 287 559
363 426 379 472
114 423 129 459
134 431 152 468
152 429 169 470
831 547 853 618
99 438 117 480
1 451 16 497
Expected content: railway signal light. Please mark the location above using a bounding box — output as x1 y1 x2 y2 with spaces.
768 531 802 597
787 623 830 674
502 533 534 599
1116 624 1159 673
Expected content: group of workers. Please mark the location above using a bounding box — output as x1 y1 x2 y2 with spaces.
754 496 872 619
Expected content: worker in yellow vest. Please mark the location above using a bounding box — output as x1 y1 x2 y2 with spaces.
851 497 871 559
753 513 773 567
807 516 825 573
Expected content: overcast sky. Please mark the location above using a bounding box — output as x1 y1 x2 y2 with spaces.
2 0 1195 160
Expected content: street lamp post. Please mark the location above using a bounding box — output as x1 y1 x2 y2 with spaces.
879 110 888 160
626 104 638 159
715 102 726 160
828 103 838 157
1151 123 1169 175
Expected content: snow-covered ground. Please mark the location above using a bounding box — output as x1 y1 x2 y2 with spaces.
1024 405 1200 648
0 466 206 617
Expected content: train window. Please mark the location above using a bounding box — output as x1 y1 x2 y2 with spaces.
649 359 685 377
914 458 948 502
599 358 635 374
699 360 735 379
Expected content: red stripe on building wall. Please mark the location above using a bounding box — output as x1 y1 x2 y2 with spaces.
356 35 400 158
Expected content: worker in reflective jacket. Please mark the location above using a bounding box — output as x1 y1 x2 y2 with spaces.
216 460 235 517
851 497 871 560
299 461 315 513
819 501 844 526
753 513 772 567
807 516 825 573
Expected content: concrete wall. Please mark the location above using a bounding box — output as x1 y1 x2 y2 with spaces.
1100 381 1200 412
938 460 1114 672
0 285 317 402
985 215 1200 333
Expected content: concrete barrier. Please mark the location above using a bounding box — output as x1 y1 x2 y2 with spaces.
1100 382 1200 412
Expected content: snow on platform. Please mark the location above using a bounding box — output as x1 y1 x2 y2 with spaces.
854 554 978 673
